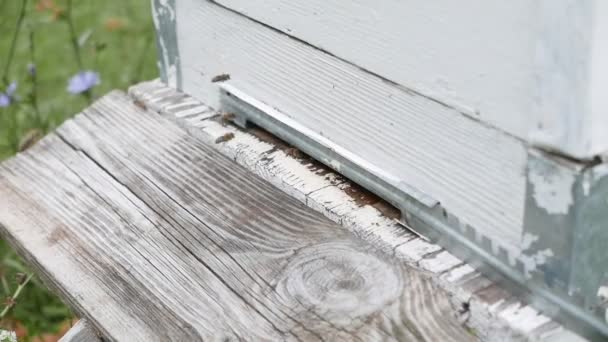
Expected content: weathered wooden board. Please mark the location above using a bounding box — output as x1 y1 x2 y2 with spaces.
0 91 475 341
172 0 529 255
129 79 589 342
59 320 100 342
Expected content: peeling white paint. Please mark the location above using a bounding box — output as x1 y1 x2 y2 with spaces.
528 161 576 215
518 248 555 277
151 0 177 85
498 303 551 334
597 287 608 324
532 248 554 265
328 159 341 172
158 0 176 21
394 238 442 263
419 251 462 274
441 264 475 283
151 5 170 75
597 286 608 300
166 64 177 88
521 233 539 250
582 173 591 196
592 163 608 178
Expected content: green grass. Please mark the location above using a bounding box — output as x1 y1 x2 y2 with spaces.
0 0 158 338
0 0 158 158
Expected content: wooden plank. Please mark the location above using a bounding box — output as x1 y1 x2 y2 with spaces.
130 80 589 341
128 80 576 341
59 320 100 342
173 0 529 255
0 91 475 341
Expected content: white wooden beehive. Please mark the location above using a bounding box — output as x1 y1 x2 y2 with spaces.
152 0 608 337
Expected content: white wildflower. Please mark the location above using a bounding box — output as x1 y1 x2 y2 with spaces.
0 330 16 342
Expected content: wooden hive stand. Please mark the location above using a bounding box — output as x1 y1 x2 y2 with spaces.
0 82 589 341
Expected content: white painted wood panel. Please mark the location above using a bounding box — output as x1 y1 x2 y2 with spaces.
588 1 608 158
175 0 528 253
214 0 607 159
529 0 595 159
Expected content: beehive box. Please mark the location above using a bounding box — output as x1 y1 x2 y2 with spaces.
152 0 608 336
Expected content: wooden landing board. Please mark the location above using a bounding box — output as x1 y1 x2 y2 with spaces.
130 80 591 342
129 80 596 342
0 91 475 341
59 320 100 342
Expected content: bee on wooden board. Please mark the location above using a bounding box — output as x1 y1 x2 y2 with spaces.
211 74 231 83
215 132 235 144
133 99 147 110
220 112 236 126
285 147 305 159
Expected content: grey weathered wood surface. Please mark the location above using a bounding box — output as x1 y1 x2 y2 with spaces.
0 91 475 341
59 319 100 342
128 79 587 342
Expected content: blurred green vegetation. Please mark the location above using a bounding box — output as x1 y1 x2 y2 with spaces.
0 0 158 339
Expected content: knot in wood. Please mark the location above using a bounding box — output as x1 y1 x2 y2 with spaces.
278 241 403 325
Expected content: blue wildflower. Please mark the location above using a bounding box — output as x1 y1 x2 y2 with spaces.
27 63 36 77
67 70 100 94
0 82 17 107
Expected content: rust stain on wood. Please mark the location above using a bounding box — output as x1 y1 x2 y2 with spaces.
235 123 401 219
344 183 381 207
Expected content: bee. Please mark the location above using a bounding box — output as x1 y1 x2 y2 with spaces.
215 132 235 144
133 99 147 110
285 147 304 159
211 73 231 83
220 112 236 126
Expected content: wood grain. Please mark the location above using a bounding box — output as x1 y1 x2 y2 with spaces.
174 0 528 254
127 80 586 342
59 320 100 342
0 91 475 341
